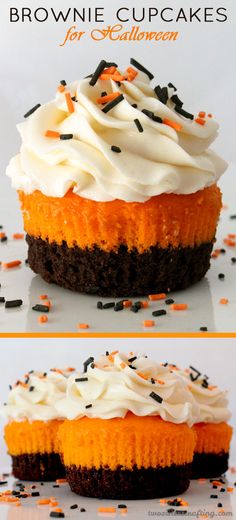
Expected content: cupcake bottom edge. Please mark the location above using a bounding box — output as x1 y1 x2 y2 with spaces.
26 234 214 297
11 453 65 481
191 452 229 479
65 463 191 499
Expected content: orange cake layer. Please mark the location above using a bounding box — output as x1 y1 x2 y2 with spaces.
193 422 232 455
19 184 221 253
4 420 63 456
58 413 196 470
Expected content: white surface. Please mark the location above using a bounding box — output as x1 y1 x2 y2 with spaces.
0 474 236 520
0 171 236 333
0 338 235 468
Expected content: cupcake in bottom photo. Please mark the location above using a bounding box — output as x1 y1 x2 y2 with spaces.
0 368 75 481
178 365 233 478
57 352 198 499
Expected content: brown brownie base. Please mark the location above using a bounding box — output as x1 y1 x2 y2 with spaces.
65 463 191 499
26 234 213 297
11 453 65 481
192 452 229 479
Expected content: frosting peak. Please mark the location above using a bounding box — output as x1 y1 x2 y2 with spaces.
55 352 199 425
6 59 227 202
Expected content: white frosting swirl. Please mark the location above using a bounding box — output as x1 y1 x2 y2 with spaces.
179 367 231 424
6 64 227 202
56 353 199 425
0 368 75 422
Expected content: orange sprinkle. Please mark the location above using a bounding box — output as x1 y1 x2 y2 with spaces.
102 66 117 74
0 232 5 239
163 118 182 132
156 379 165 385
111 350 119 355
208 113 213 118
2 260 22 269
123 300 132 308
44 300 51 309
227 487 234 493
211 252 220 258
212 480 223 487
77 323 89 329
220 298 228 305
38 315 48 324
39 294 48 300
98 507 116 513
37 499 51 505
57 85 65 93
108 355 114 363
50 501 59 507
120 362 126 369
100 73 125 82
198 478 206 483
160 499 167 504
56 479 67 484
97 92 120 104
65 92 75 113
138 372 148 379
195 118 206 126
45 130 60 139
148 293 166 301
53 507 63 512
223 238 236 247
67 367 76 372
12 233 24 240
228 233 236 239
198 111 206 118
142 320 155 327
141 301 149 308
170 303 188 311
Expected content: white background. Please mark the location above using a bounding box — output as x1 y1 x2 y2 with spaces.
0 337 235 469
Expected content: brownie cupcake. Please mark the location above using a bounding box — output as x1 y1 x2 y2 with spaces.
179 365 232 478
7 59 227 296
57 352 198 499
0 368 75 481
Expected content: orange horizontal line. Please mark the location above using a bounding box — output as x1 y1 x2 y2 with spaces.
0 333 235 339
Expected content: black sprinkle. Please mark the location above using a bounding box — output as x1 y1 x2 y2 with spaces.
149 391 163 404
134 118 143 133
220 249 226 254
154 85 168 104
24 103 41 118
128 356 137 363
210 495 218 499
83 357 94 373
129 365 136 370
168 82 177 91
165 298 174 305
19 493 28 499
230 215 236 219
114 302 124 311
106 62 118 68
213 485 217 489
97 301 103 309
60 134 73 140
130 305 139 313
102 94 124 114
189 366 201 382
50 513 65 518
175 105 194 120
231 257 236 263
134 301 142 310
5 300 22 308
31 491 40 497
171 94 183 107
70 504 78 509
118 504 127 509
71 96 77 102
75 377 88 382
1 236 8 242
218 503 223 508
130 58 154 80
218 273 225 279
199 326 208 331
167 509 175 513
142 109 162 124
152 309 167 317
80 508 86 512
29 386 34 392
0 297 5 303
85 404 92 409
101 91 107 97
25 258 29 264
103 302 115 309
0 481 8 486
89 59 107 86
53 485 60 488
0 225 3 229
40 482 44 485
151 378 155 384
111 145 121 153
60 80 67 86
220 488 226 492
32 304 49 312
132 103 138 108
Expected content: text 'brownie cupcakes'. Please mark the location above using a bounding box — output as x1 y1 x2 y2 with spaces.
56 352 198 499
179 365 232 478
0 368 75 481
7 59 227 296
